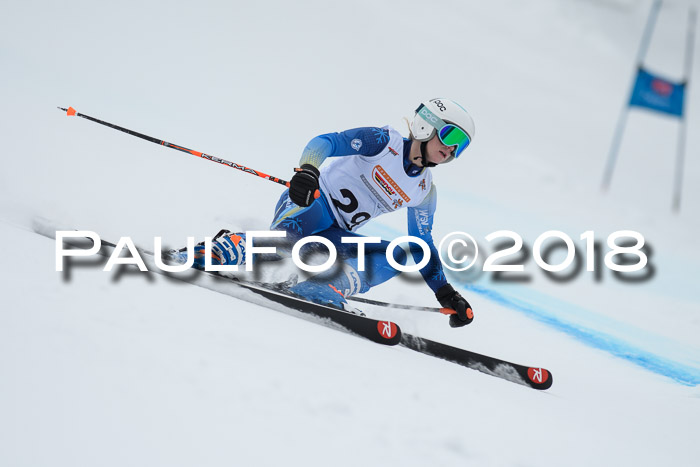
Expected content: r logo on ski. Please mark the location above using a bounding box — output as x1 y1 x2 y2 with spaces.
378 321 396 339
528 367 545 384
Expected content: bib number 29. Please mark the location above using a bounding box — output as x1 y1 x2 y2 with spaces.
331 188 371 231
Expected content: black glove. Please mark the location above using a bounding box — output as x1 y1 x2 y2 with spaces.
436 283 474 328
289 164 320 207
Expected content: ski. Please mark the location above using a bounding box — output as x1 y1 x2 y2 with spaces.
209 274 553 388
225 276 552 388
207 273 402 346
40 221 553 389
44 227 401 346
399 334 553 390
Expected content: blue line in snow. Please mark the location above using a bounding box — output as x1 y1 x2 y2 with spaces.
462 284 700 386
364 221 700 386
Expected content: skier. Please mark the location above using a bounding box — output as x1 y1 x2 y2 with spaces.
189 98 475 327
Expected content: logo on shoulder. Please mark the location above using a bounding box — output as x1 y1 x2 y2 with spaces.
371 128 389 144
351 138 363 151
388 146 399 156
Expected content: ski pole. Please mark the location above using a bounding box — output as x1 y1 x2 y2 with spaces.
346 295 457 315
57 106 293 189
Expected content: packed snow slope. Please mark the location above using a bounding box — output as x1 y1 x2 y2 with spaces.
2 0 700 466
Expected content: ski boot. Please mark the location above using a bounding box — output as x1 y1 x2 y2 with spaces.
172 229 246 270
288 265 365 315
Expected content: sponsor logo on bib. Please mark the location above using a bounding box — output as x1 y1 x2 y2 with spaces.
371 165 411 204
373 169 396 197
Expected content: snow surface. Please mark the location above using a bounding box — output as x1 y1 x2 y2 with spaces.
2 0 700 465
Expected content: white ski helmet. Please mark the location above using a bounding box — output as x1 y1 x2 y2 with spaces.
410 98 475 165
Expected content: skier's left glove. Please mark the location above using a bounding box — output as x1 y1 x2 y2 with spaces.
289 164 320 207
436 283 474 328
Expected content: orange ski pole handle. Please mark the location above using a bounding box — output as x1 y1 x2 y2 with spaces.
439 307 474 320
58 106 291 189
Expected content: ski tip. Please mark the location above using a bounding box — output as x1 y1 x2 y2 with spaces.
526 367 553 390
66 106 77 116
376 320 401 345
377 320 399 338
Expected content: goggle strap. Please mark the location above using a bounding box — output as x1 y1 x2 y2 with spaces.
416 104 449 130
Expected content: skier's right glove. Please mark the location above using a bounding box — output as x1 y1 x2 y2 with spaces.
436 283 474 328
289 164 320 207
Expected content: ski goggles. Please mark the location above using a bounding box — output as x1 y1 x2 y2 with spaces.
416 104 471 158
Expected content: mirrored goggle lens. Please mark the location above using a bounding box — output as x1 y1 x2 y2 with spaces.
438 124 471 157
